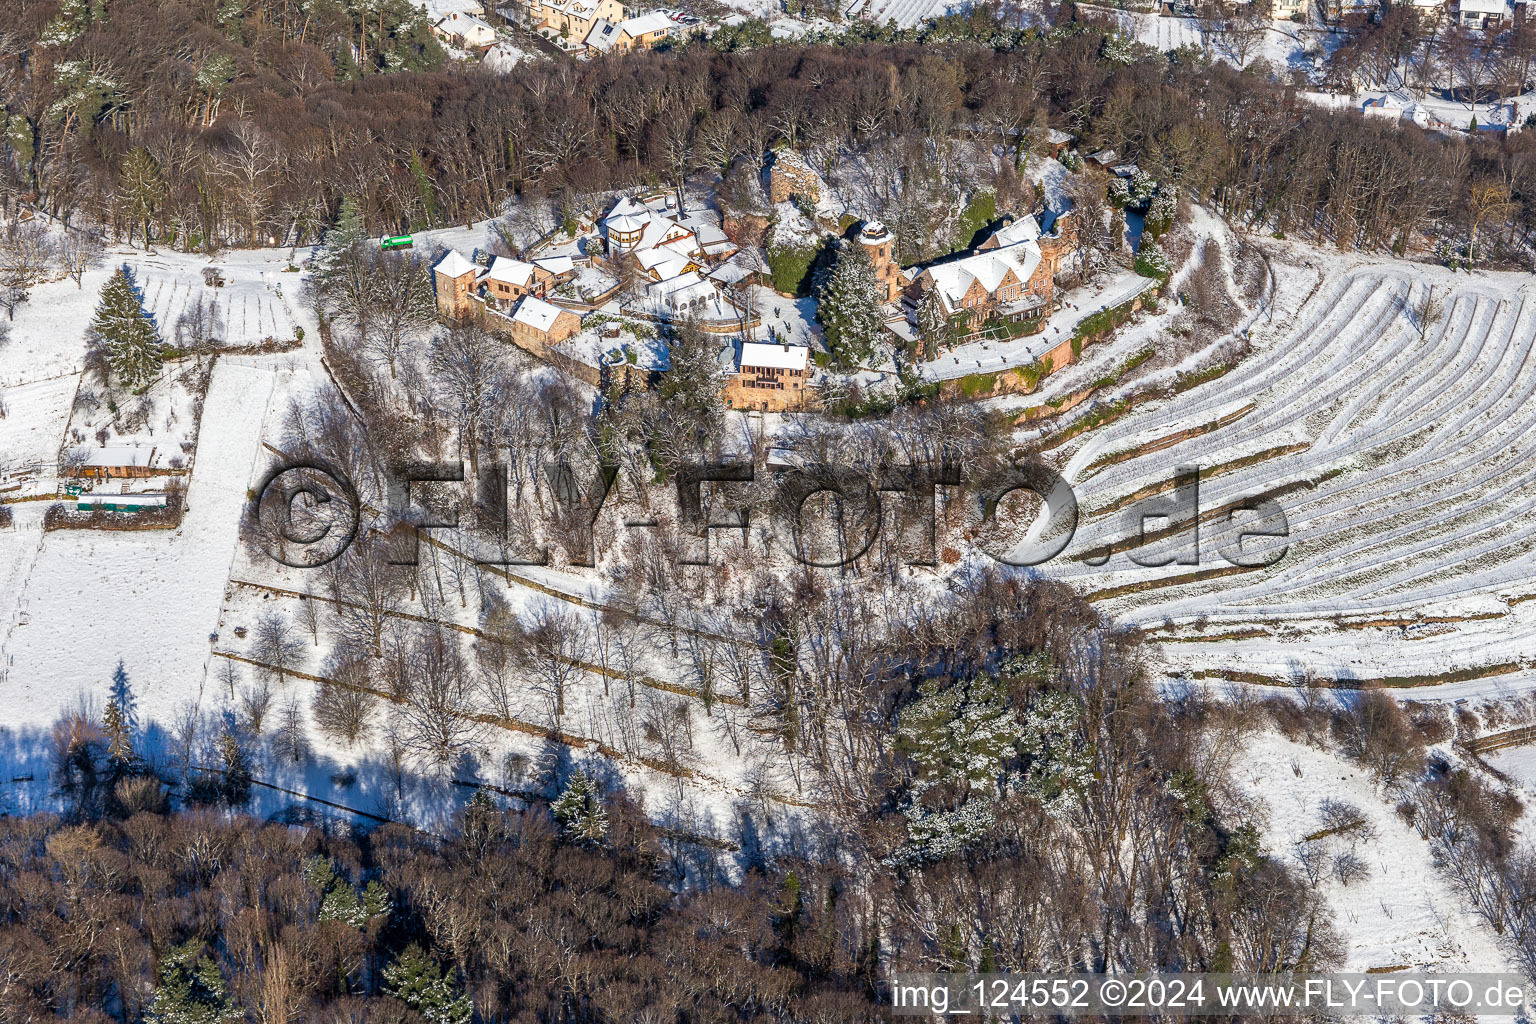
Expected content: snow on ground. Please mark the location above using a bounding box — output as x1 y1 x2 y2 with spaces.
917 271 1157 383
121 250 302 348
1097 7 1332 74
0 375 77 481
844 0 955 29
0 361 274 735
1232 729 1510 972
0 274 98 388
1026 235 1536 695
1489 745 1536 796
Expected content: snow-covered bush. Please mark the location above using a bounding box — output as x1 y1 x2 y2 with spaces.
1145 186 1178 240
1134 241 1172 280
1100 32 1140 65
1018 690 1092 816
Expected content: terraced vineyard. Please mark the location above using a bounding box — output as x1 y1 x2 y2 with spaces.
1039 263 1536 694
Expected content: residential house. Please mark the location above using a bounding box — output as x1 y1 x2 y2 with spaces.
602 196 701 260
902 217 1066 343
722 341 811 411
1318 0 1381 21
647 272 716 317
1458 0 1512 24
482 256 543 307
507 295 582 349
584 10 674 51
526 0 626 41
433 11 498 48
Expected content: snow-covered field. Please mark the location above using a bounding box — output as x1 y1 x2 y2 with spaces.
1029 243 1536 695
1233 729 1510 972
1 362 274 726
121 250 302 348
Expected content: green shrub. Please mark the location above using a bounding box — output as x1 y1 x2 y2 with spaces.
766 241 821 295
952 191 996 251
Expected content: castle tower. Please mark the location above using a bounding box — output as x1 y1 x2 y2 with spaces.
858 220 902 304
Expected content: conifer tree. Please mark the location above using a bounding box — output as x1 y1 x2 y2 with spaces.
311 197 376 329
118 148 167 250
218 727 251 807
145 942 240 1024
102 698 136 777
916 287 950 361
383 945 472 1024
89 267 162 390
110 660 138 730
311 197 367 282
816 239 884 366
550 769 608 844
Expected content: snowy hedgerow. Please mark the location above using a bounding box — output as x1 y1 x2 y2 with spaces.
816 239 885 366
1134 242 1172 280
765 202 823 295
89 266 163 390
551 769 609 844
1130 170 1158 203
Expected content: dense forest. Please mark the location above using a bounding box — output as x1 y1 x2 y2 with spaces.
13 572 1536 1020
1 0 1534 260
0 576 1338 1021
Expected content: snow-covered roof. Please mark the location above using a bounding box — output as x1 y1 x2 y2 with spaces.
707 259 753 285
637 246 694 280
485 256 536 286
84 446 157 468
513 295 569 332
1046 128 1074 146
1460 0 1510 13
436 10 497 40
740 342 809 371
534 255 575 276
648 270 709 299
422 0 484 16
988 218 1040 247
920 241 1043 316
434 250 478 279
1087 149 1118 165
620 10 674 35
605 197 650 234
603 196 699 257
584 18 620 49
545 0 602 17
